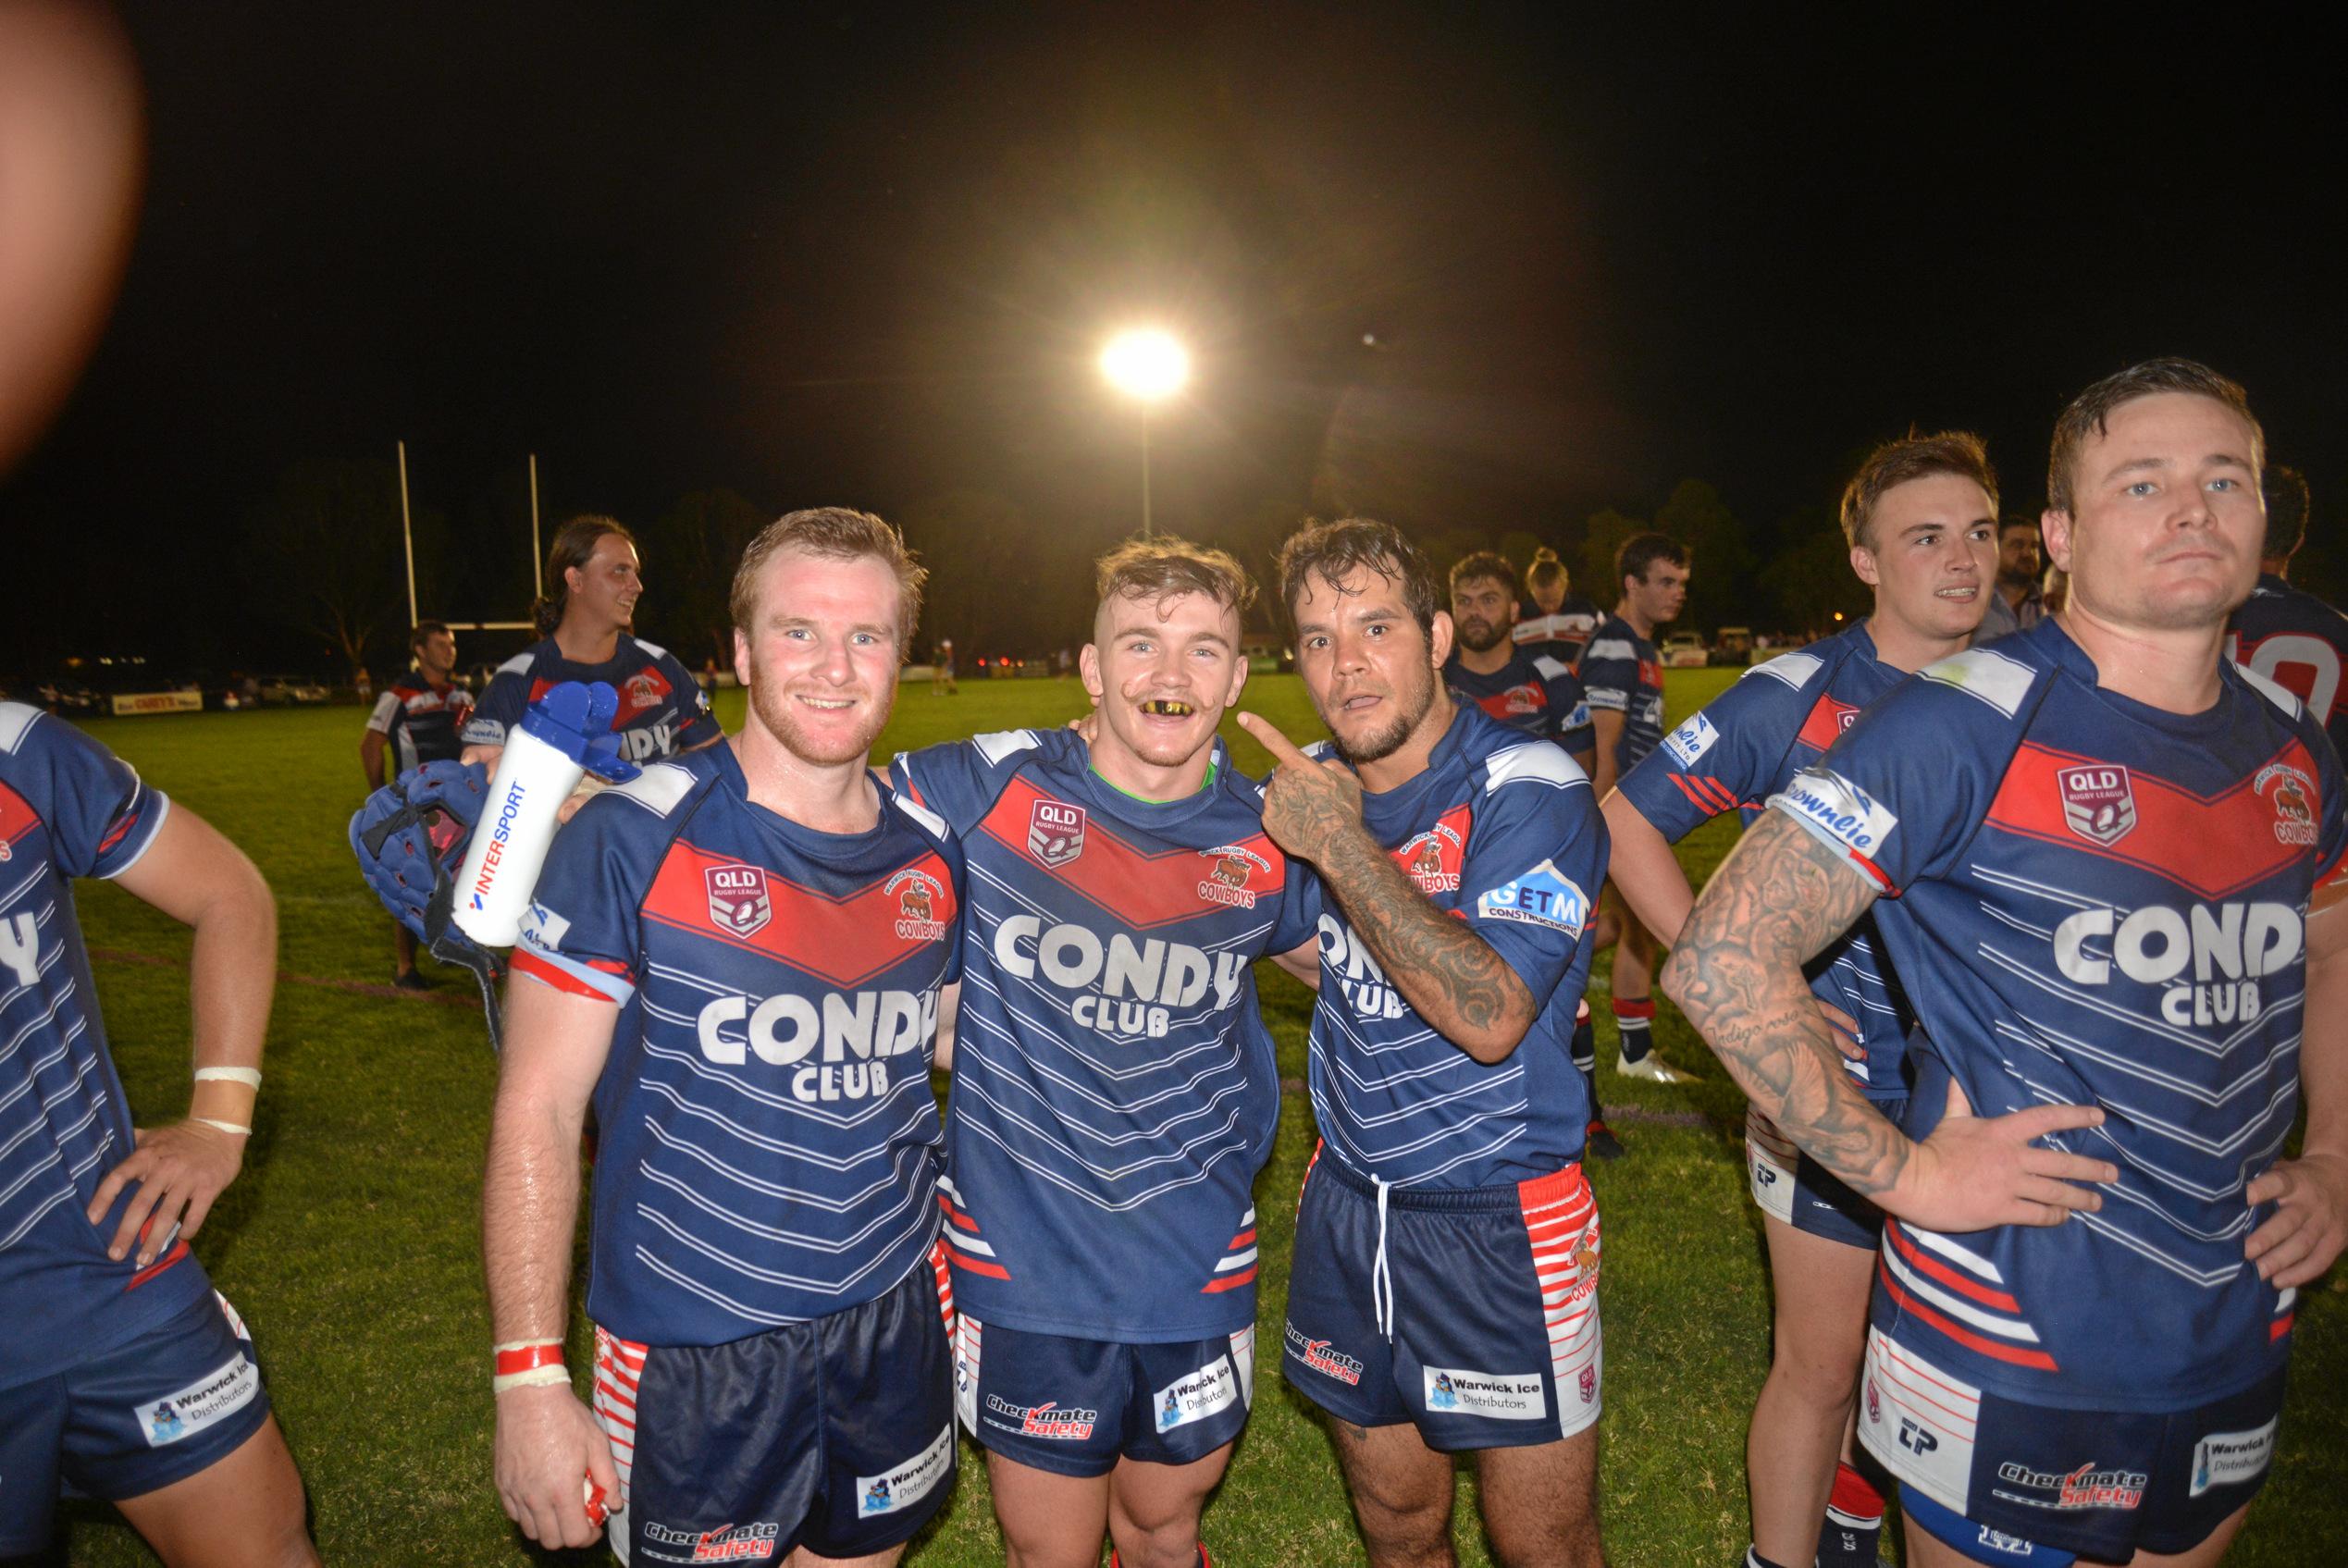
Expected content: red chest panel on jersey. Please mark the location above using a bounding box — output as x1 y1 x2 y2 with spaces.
529 667 673 726
1795 694 1861 753
1985 739 2321 900
639 837 958 988
977 774 1287 931
1475 684 1546 722
1390 803 1473 895
0 781 37 860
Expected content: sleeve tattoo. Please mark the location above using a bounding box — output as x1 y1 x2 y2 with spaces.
1318 826 1534 1060
1659 810 1909 1196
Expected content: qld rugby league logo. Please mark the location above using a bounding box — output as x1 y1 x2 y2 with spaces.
1028 798 1087 869
888 866 948 942
705 863 772 938
1198 844 1271 909
2255 761 2319 847
1395 823 1463 894
2058 764 2137 847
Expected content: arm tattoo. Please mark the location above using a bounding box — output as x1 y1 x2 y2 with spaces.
1317 824 1534 1060
1659 810 1910 1196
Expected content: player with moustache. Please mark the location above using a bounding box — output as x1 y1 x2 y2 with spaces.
485 510 963 1565
889 539 1318 1568
1603 432 1999 1568
1664 360 2348 1566
1250 520 1610 1568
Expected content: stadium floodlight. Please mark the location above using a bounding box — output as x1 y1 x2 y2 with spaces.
1098 328 1189 537
1099 328 1189 402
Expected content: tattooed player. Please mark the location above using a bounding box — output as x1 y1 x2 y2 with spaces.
1663 360 2348 1566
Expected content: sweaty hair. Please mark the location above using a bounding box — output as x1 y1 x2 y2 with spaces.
2046 357 2263 516
1094 536 1257 614
1524 546 1568 597
1449 551 1515 598
2262 464 2311 562
1614 532 1688 592
1274 517 1441 638
729 506 926 646
531 515 637 637
1836 431 1999 549
408 620 450 658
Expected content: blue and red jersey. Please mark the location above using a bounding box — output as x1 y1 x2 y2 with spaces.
1444 648 1595 759
365 677 472 773
514 745 962 1343
1578 614 1667 777
1778 617 2348 1409
0 703 208 1389
1304 704 1608 1189
464 634 718 763
890 729 1316 1343
1618 623 1913 1099
2230 572 2348 765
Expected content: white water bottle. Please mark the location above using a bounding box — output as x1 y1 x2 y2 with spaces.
451 681 636 947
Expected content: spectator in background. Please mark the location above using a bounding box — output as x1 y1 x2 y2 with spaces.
361 621 471 990
1975 513 2046 638
352 666 373 704
933 636 958 695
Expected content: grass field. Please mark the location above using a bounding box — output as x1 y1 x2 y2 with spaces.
44 673 2348 1567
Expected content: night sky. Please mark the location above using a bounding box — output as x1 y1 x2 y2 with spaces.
5 4 2338 673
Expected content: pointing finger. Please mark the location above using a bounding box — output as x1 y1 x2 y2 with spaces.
1236 711 1315 771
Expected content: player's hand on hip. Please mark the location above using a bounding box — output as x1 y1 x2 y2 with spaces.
1813 998 1864 1061
2245 1149 2348 1289
495 1383 617 1549
1893 1078 2115 1231
86 1119 246 1266
1237 711 1364 863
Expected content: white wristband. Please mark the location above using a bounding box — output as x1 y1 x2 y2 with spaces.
191 1117 252 1136
194 1067 263 1089
492 1364 572 1395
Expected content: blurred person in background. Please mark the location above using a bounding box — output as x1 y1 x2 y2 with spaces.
360 620 471 989
1975 513 2046 638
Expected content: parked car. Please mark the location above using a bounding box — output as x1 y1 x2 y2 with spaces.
1661 633 1710 669
254 674 331 705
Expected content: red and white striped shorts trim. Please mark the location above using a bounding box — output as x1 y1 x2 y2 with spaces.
1518 1165 1603 1436
591 1326 649 1512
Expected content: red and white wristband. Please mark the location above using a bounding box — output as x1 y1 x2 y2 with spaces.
492 1340 568 1394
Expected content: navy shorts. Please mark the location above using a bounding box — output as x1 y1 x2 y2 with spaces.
1858 1327 2285 1562
953 1315 1256 1479
1282 1145 1601 1451
1744 1101 1900 1251
595 1242 958 1564
0 1290 273 1556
